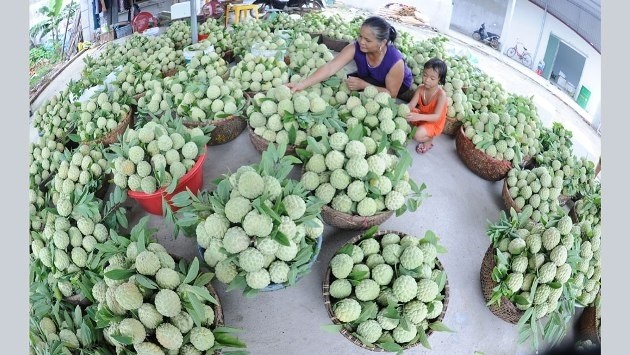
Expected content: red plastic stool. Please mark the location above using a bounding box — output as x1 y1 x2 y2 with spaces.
132 12 159 33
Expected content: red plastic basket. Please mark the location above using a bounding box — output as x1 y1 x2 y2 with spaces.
128 153 206 215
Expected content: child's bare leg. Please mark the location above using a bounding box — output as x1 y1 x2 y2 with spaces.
414 126 431 143
413 126 434 154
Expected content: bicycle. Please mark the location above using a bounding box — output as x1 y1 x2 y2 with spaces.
505 41 533 68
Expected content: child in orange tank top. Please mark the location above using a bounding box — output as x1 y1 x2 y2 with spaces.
405 58 448 154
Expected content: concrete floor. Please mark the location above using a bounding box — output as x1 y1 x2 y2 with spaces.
29 3 600 354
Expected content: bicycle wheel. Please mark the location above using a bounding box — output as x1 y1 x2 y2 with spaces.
472 32 481 41
301 0 323 10
521 53 533 68
506 47 516 58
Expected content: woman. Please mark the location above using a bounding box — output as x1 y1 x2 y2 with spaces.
287 16 415 101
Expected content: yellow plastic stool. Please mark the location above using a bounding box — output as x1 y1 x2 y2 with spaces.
224 4 259 27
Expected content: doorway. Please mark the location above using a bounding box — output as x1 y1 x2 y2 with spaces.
542 33 587 98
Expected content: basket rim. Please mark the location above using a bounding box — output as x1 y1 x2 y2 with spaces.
198 234 323 292
127 152 206 198
458 125 512 166
320 204 395 230
502 178 521 213
247 124 297 153
322 229 450 351
480 244 523 323
81 108 133 146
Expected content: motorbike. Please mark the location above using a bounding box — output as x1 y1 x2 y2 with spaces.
251 0 325 17
472 23 501 50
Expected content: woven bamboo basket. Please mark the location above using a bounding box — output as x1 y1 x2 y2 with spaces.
480 245 523 324
455 126 512 181
199 235 322 292
501 178 521 213
569 203 579 224
81 109 134 147
247 125 297 156
321 35 351 52
207 282 225 328
183 115 247 146
322 230 450 351
442 116 462 137
577 304 600 344
321 205 394 230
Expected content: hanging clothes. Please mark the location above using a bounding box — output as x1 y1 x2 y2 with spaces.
92 0 100 29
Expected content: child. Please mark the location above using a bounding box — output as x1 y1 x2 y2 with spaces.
406 58 448 154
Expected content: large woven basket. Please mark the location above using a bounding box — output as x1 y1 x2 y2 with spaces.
480 245 523 324
577 304 600 344
442 116 462 137
321 35 350 52
321 205 394 230
81 109 133 147
322 230 450 351
456 126 512 181
199 235 323 292
501 178 521 213
183 115 247 146
247 125 297 156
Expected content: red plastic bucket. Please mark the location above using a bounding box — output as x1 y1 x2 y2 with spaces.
128 153 206 215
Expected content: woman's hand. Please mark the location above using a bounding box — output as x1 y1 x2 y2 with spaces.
344 76 368 91
286 82 304 93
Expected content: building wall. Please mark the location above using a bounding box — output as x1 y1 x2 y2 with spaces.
500 0 600 116
450 0 600 117
450 0 507 38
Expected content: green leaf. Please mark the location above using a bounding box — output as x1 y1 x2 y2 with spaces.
429 321 454 332
104 269 134 281
363 225 379 239
135 275 158 290
355 301 378 323
111 335 133 345
378 342 403 352
227 274 247 292
186 293 205 327
514 294 530 306
416 328 432 349
193 272 214 287
183 258 200 284
347 270 369 281
273 231 291 247
214 332 248 348
320 324 343 333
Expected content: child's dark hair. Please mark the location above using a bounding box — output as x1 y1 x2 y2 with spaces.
424 58 447 85
362 16 397 43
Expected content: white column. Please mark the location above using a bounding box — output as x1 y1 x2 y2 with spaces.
499 0 517 53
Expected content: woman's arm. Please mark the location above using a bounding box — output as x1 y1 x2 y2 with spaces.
383 60 405 97
288 42 355 92
406 89 447 123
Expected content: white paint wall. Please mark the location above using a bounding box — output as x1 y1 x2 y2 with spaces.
501 0 600 115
